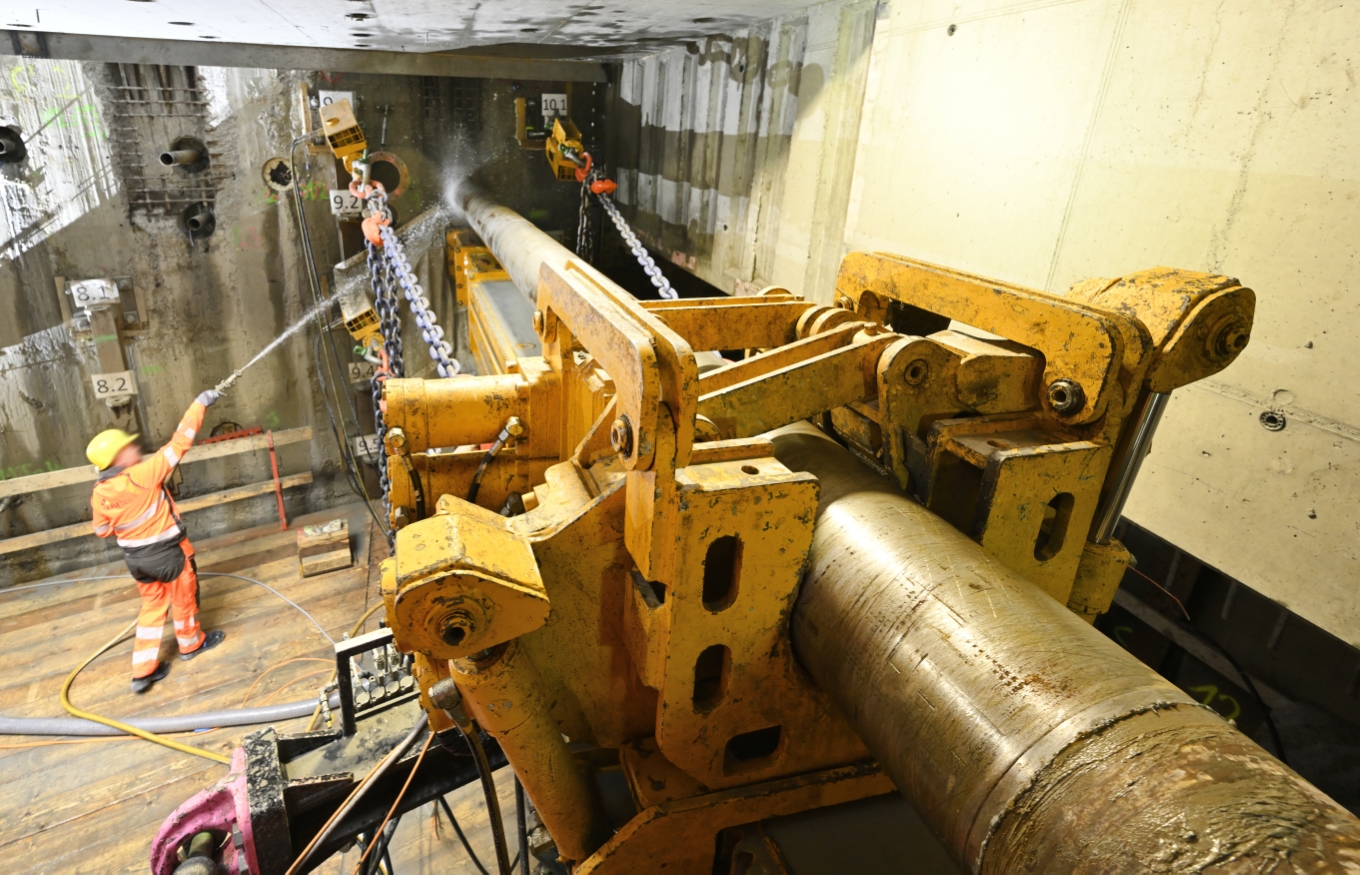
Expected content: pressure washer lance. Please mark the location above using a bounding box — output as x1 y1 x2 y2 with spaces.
214 369 243 394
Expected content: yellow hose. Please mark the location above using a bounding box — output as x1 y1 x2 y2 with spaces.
61 619 231 765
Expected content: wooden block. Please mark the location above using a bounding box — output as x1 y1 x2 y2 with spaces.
298 518 351 577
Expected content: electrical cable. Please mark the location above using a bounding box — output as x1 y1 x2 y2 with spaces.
1125 564 1289 764
3 571 335 644
61 619 231 764
2 570 337 742
515 777 531 875
461 723 513 875
286 712 429 875
242 657 335 707
437 797 491 875
361 818 398 875
353 732 433 873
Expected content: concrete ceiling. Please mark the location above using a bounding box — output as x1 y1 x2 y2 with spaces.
4 1 816 57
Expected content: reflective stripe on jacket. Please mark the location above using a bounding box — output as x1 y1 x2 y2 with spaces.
91 402 206 549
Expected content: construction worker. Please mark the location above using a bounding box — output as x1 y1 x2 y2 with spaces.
87 390 228 693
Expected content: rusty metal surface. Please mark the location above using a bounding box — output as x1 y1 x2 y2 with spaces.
452 640 610 864
774 424 1360 873
836 252 1135 424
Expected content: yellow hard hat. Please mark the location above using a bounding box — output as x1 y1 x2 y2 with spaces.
87 429 139 470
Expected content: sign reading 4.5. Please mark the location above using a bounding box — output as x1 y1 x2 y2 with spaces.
92 370 137 399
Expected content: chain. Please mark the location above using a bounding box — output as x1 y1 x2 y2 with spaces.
358 184 460 542
576 175 595 260
595 189 677 300
377 222 459 378
366 237 402 536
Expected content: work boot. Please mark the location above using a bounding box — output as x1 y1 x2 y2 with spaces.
131 661 170 694
179 630 226 661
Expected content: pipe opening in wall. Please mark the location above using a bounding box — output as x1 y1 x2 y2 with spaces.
1034 492 1074 562
161 136 208 174
0 126 27 164
702 535 741 611
693 644 730 713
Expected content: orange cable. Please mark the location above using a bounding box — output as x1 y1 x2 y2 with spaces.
352 730 434 874
241 658 334 707
257 670 333 706
1127 564 1192 622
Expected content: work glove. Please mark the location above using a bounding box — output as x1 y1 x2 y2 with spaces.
195 389 222 407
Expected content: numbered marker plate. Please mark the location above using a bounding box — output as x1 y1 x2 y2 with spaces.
92 370 137 399
353 434 381 461
318 90 355 108
541 93 568 119
330 189 363 216
70 279 121 309
347 361 378 383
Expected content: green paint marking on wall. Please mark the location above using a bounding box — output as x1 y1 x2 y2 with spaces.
92 334 119 343
140 364 164 376
264 410 282 429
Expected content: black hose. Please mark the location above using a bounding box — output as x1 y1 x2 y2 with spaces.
363 815 400 875
461 724 513 875
438 796 491 875
467 427 514 504
1202 633 1289 765
515 777 530 875
396 451 426 520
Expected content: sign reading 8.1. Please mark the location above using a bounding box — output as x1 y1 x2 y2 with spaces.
69 278 121 309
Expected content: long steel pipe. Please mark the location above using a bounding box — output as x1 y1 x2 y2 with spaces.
454 179 583 302
773 424 1360 873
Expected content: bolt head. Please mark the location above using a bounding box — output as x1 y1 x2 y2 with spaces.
1047 379 1085 415
609 416 633 455
1212 321 1250 359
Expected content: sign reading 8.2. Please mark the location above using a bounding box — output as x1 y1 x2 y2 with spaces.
91 370 138 400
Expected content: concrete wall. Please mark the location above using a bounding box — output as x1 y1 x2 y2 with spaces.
611 0 1360 646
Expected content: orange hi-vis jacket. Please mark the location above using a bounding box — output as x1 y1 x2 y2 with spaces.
92 401 207 550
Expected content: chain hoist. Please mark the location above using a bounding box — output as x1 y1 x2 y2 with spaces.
351 178 459 542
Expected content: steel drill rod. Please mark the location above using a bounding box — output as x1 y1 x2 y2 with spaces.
772 424 1360 873
454 179 586 303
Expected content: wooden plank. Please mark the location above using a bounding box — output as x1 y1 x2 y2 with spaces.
179 426 311 465
0 427 312 499
0 473 313 557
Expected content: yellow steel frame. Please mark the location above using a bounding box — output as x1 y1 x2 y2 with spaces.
373 241 1254 872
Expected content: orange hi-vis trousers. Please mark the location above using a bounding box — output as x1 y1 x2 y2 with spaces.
131 541 205 678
